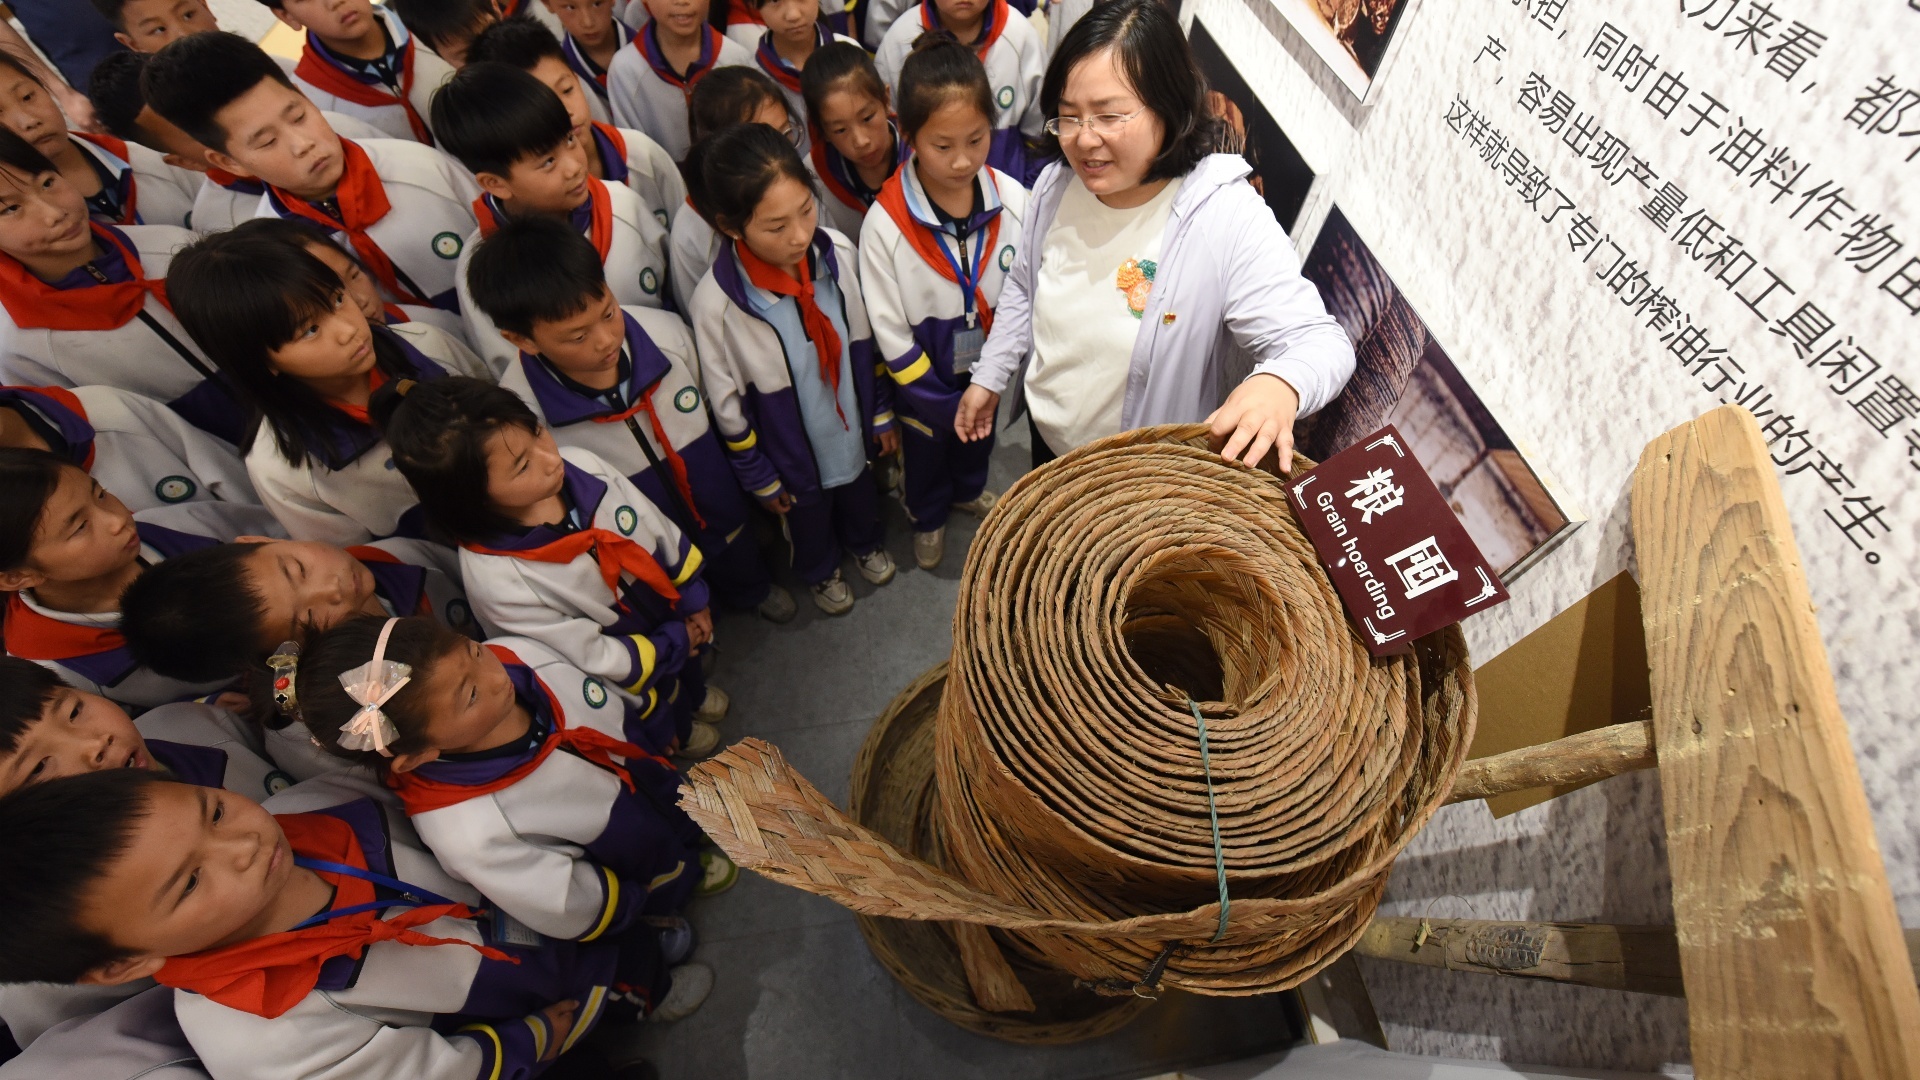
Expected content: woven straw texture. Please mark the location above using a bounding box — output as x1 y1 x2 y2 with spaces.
683 423 1477 1015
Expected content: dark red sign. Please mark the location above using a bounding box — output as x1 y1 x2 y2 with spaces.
1288 425 1509 655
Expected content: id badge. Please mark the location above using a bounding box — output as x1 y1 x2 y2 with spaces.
487 910 545 948
952 327 985 375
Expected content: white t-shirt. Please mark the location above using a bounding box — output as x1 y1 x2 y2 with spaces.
1027 174 1182 453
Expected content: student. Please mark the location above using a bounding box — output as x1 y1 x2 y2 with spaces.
299 615 733 948
89 0 217 54
467 16 686 229
606 0 754 161
752 0 856 148
689 124 899 615
390 0 504 69
0 130 245 446
800 42 904 238
0 383 259 512
274 219 476 345
268 0 455 144
859 37 1019 569
0 769 684 1080
166 222 491 545
540 0 637 124
375 377 732 756
672 67 792 314
0 49 199 229
875 0 1045 183
143 31 484 314
0 448 285 709
431 62 671 371
470 217 796 622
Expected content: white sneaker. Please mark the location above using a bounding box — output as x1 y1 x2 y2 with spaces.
952 489 999 517
855 548 896 585
677 721 721 759
811 571 854 615
913 527 945 570
648 963 714 1022
694 685 729 725
756 584 797 623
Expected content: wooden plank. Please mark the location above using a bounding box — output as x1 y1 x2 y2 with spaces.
1447 720 1656 805
1630 405 1920 1077
1355 917 1684 997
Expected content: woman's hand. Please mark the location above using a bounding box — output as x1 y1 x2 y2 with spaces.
955 385 1000 442
875 429 901 457
760 491 794 514
1207 374 1301 474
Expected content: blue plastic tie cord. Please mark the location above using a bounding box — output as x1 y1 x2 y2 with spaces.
1188 699 1230 943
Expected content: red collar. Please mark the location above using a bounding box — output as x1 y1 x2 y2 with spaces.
0 223 167 332
294 35 433 144
474 178 614 263
2 593 123 661
874 169 1003 332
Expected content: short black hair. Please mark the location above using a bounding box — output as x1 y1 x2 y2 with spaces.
700 122 815 237
391 0 498 53
799 41 887 126
87 0 135 31
1040 0 1216 181
0 448 74 574
430 61 574 178
0 657 65 758
466 215 608 337
0 769 158 984
297 614 469 765
465 13 566 69
371 376 543 544
896 32 993 141
142 31 296 153
0 126 58 195
690 66 791 147
120 543 271 682
88 51 154 144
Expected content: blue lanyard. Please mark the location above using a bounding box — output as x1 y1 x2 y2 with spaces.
932 222 987 329
292 856 459 928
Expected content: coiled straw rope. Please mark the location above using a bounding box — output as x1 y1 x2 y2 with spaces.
683 424 1476 1030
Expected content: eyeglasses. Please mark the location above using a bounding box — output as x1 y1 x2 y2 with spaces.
1043 107 1147 139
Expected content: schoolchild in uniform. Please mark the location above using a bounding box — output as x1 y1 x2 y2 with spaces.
0 768 675 1080
800 43 904 239
0 50 199 229
672 68 794 314
468 16 686 230
267 0 455 144
875 0 1045 183
0 130 245 447
859 37 1020 568
165 222 491 546
751 0 859 154
0 383 258 512
469 216 797 622
391 0 507 69
606 0 755 160
0 448 285 710
689 124 901 615
431 62 671 371
297 615 734 968
91 0 219 55
538 0 638 123
143 32 485 316
248 217 475 347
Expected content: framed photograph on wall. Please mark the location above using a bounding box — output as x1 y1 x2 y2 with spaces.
1265 0 1412 101
1189 19 1317 231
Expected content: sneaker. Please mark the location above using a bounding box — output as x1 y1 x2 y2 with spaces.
811 571 855 615
676 721 721 759
756 584 797 623
648 963 714 1022
696 848 739 896
694 685 729 725
855 548 896 585
875 456 903 494
657 917 698 965
952 489 999 517
913 526 945 570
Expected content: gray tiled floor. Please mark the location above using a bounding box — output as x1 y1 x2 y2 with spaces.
609 426 1301 1079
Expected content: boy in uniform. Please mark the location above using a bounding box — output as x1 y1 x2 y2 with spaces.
267 0 455 144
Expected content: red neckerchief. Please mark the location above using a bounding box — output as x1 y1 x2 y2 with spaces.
0 223 168 331
755 25 828 95
294 33 432 144
272 141 424 306
473 178 613 262
592 122 628 167
808 117 896 215
921 0 1009 58
639 23 723 102
154 812 508 1019
4 385 97 469
464 527 682 606
388 645 673 814
875 168 1003 333
322 364 388 426
2 592 122 660
588 363 707 532
344 545 431 615
726 0 766 28
204 166 266 195
73 133 138 225
735 239 846 427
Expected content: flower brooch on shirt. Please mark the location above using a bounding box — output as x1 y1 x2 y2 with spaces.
1115 258 1157 319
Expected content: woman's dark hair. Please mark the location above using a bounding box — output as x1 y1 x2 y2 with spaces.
699 123 815 237
466 14 567 69
0 769 156 984
296 614 470 766
141 31 297 153
0 656 64 756
430 61 574 178
0 448 74 573
467 216 609 338
1039 0 1215 181
370 376 543 545
119 542 272 682
799 41 887 126
896 33 994 141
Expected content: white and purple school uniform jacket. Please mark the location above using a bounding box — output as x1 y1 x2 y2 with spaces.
455 180 671 374
70 134 200 231
458 447 707 711
287 6 455 145
0 988 204 1080
0 384 257 511
562 19 638 126
254 138 484 315
858 164 1026 434
138 700 296 802
187 113 393 235
606 24 755 160
751 27 863 156
588 121 687 232
387 635 702 941
688 229 894 504
244 323 490 546
875 0 1045 182
667 200 720 317
0 506 286 709
173 794 622 1080
0 224 246 446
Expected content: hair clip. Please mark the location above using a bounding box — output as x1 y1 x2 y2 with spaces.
335 617 410 757
266 640 301 719
394 378 418 398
